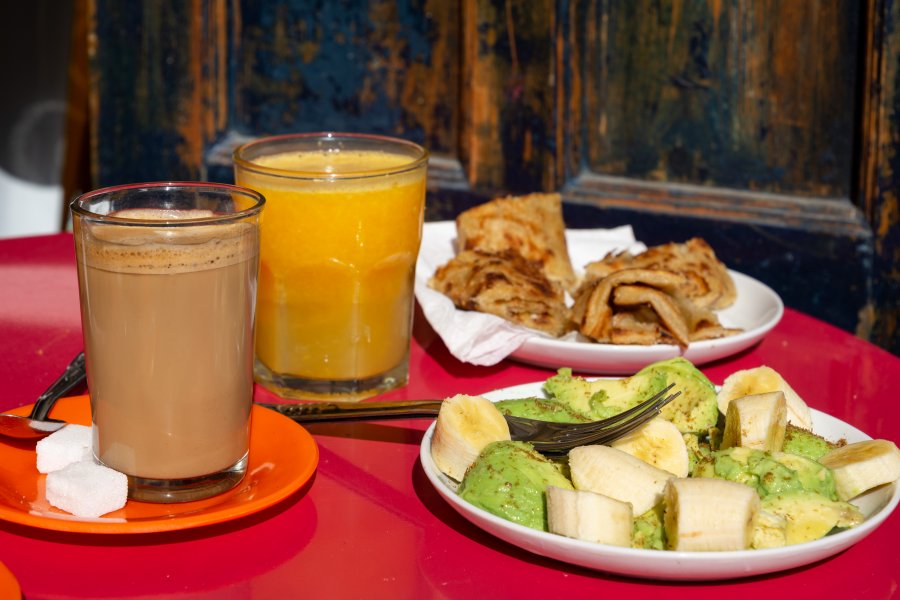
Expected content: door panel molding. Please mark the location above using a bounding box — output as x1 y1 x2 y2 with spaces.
76 0 898 354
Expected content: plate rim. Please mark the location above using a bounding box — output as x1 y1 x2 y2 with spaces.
510 270 784 372
419 380 900 581
0 395 319 534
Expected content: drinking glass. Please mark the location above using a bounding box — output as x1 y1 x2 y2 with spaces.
234 133 428 400
71 182 263 502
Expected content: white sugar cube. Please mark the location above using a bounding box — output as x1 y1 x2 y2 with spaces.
45 461 128 518
36 424 93 474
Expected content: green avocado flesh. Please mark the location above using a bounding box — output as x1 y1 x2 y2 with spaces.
761 491 863 544
693 446 837 500
458 441 574 531
541 358 718 433
782 424 838 461
632 505 666 550
495 397 591 423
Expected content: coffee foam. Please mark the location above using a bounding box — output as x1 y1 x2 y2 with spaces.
79 212 258 275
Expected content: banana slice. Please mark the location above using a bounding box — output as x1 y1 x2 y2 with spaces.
721 391 787 452
431 394 511 481
818 439 900 501
717 366 813 429
610 417 690 477
546 485 633 547
663 477 760 551
569 445 673 515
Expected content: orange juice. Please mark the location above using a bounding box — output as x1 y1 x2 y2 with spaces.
234 135 427 399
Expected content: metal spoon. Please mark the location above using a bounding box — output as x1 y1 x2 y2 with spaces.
0 352 86 441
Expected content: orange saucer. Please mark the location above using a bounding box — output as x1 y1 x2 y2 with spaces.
0 561 20 599
0 395 318 534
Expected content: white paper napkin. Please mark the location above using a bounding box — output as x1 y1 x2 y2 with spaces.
414 221 646 366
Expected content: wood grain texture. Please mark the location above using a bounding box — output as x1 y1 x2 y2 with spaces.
81 0 898 354
62 0 91 217
90 0 222 183
233 0 456 150
858 0 900 352
582 0 858 197
460 0 557 192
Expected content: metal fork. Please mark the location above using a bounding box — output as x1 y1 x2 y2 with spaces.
259 384 679 453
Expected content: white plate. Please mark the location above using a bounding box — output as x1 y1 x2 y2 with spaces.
419 381 900 581
510 270 783 374
415 222 784 374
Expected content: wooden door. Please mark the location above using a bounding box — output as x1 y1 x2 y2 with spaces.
70 0 900 354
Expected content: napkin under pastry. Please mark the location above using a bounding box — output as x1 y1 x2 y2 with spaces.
414 221 646 366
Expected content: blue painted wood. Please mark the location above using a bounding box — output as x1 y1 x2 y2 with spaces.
83 0 899 354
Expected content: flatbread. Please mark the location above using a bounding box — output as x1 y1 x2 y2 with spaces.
583 238 736 309
689 323 745 341
431 195 743 347
572 268 742 346
612 284 691 346
571 268 687 342
456 193 577 292
428 249 571 336
610 307 669 345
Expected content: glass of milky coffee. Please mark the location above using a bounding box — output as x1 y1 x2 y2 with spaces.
71 182 264 503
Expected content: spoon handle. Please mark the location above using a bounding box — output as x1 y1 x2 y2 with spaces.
29 352 87 421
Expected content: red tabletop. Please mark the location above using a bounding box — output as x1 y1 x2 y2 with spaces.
1 233 898 600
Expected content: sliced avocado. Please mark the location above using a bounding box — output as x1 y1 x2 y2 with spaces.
634 357 719 433
761 491 864 545
752 509 788 549
632 504 666 550
495 397 591 423
542 367 668 421
693 447 805 497
772 451 838 501
458 441 574 532
782 424 840 461
683 432 713 475
543 359 719 434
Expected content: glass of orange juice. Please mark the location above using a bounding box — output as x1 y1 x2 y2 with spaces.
233 133 428 400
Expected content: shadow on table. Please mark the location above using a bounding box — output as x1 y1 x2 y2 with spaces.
299 420 428 446
1 474 318 597
0 473 315 546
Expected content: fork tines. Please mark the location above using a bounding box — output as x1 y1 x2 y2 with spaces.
510 384 681 453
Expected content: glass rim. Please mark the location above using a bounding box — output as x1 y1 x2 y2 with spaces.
70 181 265 226
232 132 429 181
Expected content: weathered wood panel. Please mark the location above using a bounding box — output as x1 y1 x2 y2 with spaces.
459 0 558 192
582 0 859 198
234 0 458 151
79 0 899 354
858 0 900 352
88 0 236 183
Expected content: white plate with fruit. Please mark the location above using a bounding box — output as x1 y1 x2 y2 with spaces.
419 362 900 581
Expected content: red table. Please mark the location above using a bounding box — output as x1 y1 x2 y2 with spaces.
1 233 898 600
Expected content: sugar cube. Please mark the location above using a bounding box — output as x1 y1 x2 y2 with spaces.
35 424 92 474
45 461 128 518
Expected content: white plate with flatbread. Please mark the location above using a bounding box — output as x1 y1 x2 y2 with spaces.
415 221 783 374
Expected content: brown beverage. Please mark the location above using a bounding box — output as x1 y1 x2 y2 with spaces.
75 208 258 485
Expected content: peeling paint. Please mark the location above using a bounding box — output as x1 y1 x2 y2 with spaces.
87 0 899 354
